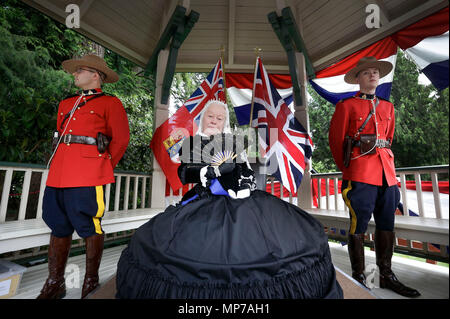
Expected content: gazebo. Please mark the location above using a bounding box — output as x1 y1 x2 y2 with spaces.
2 0 447 299
20 0 448 209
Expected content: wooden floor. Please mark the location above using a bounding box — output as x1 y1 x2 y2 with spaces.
327 242 449 299
9 242 449 299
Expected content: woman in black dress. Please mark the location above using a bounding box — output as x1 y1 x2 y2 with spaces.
116 100 343 299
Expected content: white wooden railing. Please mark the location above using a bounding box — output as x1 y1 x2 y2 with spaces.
0 162 152 223
1 162 448 261
309 165 449 261
312 165 449 218
0 162 159 258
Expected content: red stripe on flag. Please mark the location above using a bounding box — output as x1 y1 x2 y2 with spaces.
315 37 398 78
391 7 449 50
226 73 292 89
282 153 295 194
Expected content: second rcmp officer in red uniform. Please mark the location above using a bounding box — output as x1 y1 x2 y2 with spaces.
329 57 420 298
37 54 130 299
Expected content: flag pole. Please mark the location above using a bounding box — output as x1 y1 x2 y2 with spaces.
220 44 228 102
248 48 265 190
249 47 261 127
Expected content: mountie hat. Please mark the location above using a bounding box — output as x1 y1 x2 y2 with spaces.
62 54 119 83
344 56 393 84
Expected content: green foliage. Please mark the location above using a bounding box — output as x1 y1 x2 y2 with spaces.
390 51 449 167
171 72 205 109
0 13 77 162
1 0 85 66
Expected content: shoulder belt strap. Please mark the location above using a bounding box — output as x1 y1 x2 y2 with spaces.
60 93 105 129
354 98 380 138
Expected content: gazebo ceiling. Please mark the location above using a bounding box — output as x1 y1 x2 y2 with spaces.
21 0 448 73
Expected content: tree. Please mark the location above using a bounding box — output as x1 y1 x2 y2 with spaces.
390 50 449 167
0 0 83 163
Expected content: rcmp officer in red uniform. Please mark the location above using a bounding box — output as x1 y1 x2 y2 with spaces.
37 54 130 299
329 57 420 298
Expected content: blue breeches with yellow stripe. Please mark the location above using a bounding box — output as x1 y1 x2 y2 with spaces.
43 186 106 238
341 179 400 235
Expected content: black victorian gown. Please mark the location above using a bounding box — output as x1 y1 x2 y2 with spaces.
116 134 343 299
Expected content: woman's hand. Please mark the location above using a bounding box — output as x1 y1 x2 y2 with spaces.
199 162 236 187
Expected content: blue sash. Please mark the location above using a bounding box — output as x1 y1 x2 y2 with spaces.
181 178 229 206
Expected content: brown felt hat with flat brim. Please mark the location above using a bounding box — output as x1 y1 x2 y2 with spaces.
344 56 393 84
62 54 119 83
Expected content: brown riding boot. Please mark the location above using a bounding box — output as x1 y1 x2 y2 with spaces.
375 229 421 298
347 233 368 288
37 235 72 299
81 233 104 299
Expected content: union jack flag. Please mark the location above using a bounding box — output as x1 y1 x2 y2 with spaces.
150 59 225 191
184 59 226 125
251 57 313 194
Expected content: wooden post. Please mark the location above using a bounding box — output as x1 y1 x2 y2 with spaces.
150 49 170 209
294 52 313 209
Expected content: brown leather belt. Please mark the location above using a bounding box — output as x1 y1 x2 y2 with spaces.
63 134 97 145
353 139 391 149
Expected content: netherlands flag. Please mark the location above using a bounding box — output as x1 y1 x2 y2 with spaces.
391 7 449 91
310 37 398 105
226 73 293 126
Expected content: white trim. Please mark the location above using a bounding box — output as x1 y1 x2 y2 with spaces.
404 31 449 70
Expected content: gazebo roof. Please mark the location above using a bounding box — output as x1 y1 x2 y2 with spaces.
21 0 448 73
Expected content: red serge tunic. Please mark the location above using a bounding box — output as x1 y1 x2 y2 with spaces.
46 89 130 188
328 95 397 187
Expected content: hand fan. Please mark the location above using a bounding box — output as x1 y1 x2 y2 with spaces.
192 133 248 165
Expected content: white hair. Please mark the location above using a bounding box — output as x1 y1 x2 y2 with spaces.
197 99 232 136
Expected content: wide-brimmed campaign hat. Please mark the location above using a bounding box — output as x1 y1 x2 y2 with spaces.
62 54 119 83
344 56 393 84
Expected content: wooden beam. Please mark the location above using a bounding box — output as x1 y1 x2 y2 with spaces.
313 0 448 71
228 0 236 65
181 0 191 15
175 63 289 73
268 11 303 106
281 7 315 79
79 0 94 18
293 3 305 40
143 3 200 103
151 49 170 209
275 0 287 16
160 0 180 35
145 5 187 76
161 10 200 104
295 52 313 210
